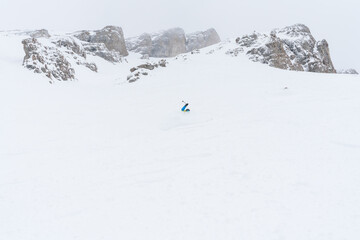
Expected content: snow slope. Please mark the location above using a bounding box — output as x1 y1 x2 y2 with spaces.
1 34 360 240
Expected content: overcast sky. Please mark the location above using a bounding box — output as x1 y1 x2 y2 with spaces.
1 0 359 70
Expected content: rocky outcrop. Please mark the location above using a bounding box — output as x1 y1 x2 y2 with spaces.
126 27 221 58
21 26 131 81
126 28 186 58
337 69 358 74
151 28 186 57
185 28 221 52
127 59 168 83
234 32 304 71
74 26 128 61
22 37 97 82
232 24 336 73
81 42 124 62
126 33 152 56
22 38 75 81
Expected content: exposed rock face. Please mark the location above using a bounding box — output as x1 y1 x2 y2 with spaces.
186 28 221 52
232 24 336 73
126 27 221 58
92 26 128 55
81 42 124 62
337 69 359 74
22 37 97 82
126 33 152 56
126 28 186 58
235 33 304 71
74 25 128 59
21 26 131 81
151 28 186 57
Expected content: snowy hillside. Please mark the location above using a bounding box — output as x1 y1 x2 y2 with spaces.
1 32 360 240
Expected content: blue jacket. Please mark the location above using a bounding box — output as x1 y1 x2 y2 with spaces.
181 103 189 111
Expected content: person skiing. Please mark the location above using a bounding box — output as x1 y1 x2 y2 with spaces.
181 101 190 112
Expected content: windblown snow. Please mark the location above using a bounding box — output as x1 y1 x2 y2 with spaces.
1 32 360 240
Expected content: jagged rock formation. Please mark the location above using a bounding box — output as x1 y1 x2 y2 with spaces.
127 59 168 83
337 69 358 74
231 24 336 73
22 37 97 82
126 28 186 58
73 26 128 60
21 26 131 81
186 28 221 52
126 28 221 58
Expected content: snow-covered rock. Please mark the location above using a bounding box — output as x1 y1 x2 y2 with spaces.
127 59 167 83
74 26 128 59
126 28 186 58
337 68 358 74
126 27 221 58
22 37 97 82
20 26 131 80
186 28 221 52
150 28 186 58
81 41 125 63
232 24 336 73
126 33 152 56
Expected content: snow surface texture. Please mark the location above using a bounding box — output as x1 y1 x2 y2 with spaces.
1 33 360 240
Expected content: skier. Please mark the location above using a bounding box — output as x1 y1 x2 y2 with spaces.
181 101 190 112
